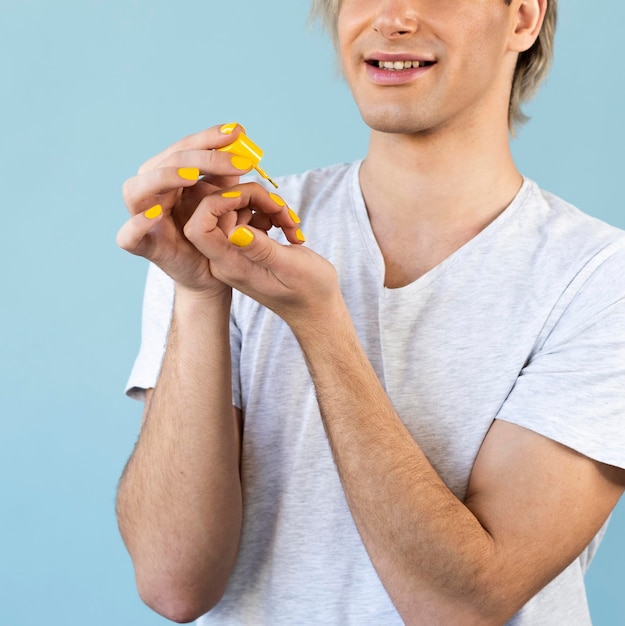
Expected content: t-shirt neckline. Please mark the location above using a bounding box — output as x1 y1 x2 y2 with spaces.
347 159 533 294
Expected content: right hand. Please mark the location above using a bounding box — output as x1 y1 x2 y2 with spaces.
117 123 252 295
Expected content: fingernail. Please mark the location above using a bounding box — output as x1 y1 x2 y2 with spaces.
295 229 306 242
229 227 255 248
269 192 286 207
220 122 241 134
288 208 301 224
222 191 242 199
144 204 162 219
178 167 200 181
231 155 253 171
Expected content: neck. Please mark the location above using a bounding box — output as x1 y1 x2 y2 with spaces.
359 116 523 288
361 119 521 228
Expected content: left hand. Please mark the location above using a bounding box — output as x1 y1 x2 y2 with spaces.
183 182 341 327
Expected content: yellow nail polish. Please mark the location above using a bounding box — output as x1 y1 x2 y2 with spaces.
220 122 240 134
269 192 286 207
288 208 301 224
144 204 163 219
222 191 242 199
218 132 278 188
295 229 306 242
178 167 200 181
231 155 253 171
229 227 255 248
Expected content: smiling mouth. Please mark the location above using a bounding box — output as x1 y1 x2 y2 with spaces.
367 60 436 70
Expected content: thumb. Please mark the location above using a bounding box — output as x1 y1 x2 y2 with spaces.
228 226 280 267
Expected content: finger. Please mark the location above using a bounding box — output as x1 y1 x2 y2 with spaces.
216 207 253 237
151 147 255 186
263 191 305 242
130 147 254 209
228 226 277 265
182 183 306 277
207 183 306 245
122 166 202 215
182 202 247 275
223 225 300 290
116 204 164 256
248 211 273 232
177 179 222 223
138 123 247 175
182 219 278 294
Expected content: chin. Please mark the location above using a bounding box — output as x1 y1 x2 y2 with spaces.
364 117 421 134
359 108 433 135
352 91 439 133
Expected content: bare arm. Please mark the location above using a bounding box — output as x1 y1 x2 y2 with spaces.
292 298 625 624
186 222 625 624
115 124 303 622
116 288 242 623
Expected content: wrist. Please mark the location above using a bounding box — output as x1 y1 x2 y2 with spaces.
288 292 351 344
174 283 232 314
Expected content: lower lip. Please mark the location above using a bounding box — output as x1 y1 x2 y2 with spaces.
365 63 434 85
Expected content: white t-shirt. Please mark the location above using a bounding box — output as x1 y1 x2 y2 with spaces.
127 161 625 625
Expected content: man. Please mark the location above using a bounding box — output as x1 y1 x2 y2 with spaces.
116 1 625 624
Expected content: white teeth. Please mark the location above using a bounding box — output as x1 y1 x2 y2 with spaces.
378 60 420 70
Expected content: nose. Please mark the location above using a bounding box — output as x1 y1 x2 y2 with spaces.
372 1 419 39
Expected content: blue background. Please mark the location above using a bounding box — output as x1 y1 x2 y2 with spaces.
1 1 623 624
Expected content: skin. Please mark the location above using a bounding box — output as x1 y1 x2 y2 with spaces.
116 1 625 623
116 126 305 622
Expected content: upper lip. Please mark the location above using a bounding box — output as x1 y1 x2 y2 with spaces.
365 52 437 64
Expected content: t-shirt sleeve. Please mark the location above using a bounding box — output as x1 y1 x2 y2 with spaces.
125 263 175 401
124 263 244 408
496 243 625 469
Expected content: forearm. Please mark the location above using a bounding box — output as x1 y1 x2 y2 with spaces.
292 300 503 624
116 287 242 620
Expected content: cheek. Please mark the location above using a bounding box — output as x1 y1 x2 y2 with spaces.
445 15 511 76
336 17 359 79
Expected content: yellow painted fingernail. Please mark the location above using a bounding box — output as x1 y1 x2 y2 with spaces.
144 204 162 219
229 227 255 248
220 122 239 134
178 167 200 181
231 155 253 171
295 229 306 242
269 192 286 207
288 208 301 224
222 191 242 198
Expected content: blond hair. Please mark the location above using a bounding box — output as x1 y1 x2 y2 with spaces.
309 0 558 130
